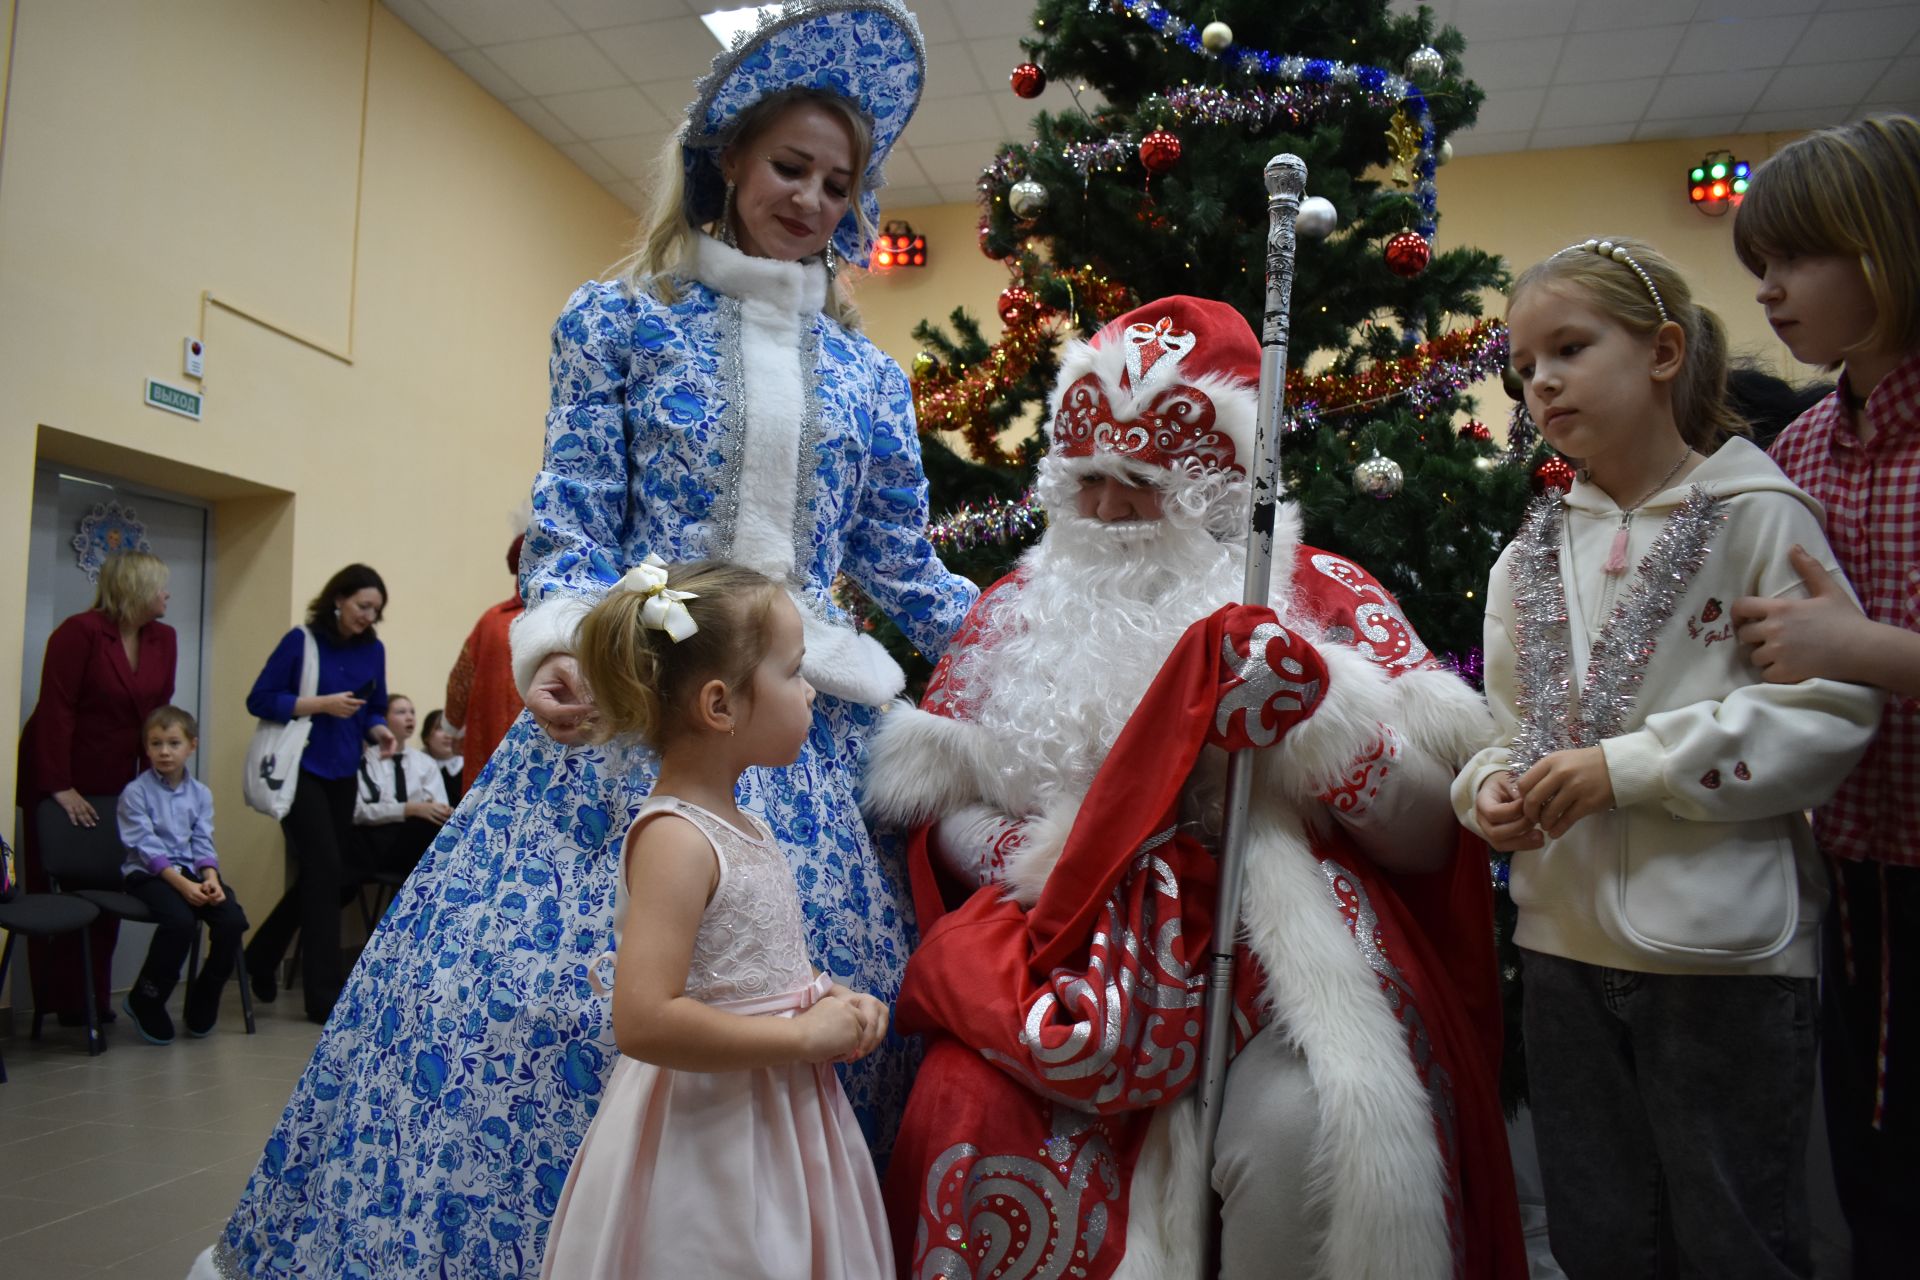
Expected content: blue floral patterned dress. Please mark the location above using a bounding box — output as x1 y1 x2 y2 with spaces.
208 237 975 1279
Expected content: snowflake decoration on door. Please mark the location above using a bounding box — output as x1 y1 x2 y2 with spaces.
72 501 152 582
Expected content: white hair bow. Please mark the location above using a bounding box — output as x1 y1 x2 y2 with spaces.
617 554 699 642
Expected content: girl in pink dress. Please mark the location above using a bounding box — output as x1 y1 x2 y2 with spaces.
541 557 893 1279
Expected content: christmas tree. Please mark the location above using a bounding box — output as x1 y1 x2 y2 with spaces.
864 0 1542 1108
894 0 1540 676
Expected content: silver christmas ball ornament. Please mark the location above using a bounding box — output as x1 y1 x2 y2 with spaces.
1436 138 1453 166
1296 196 1338 240
1353 450 1405 499
1007 178 1050 221
1406 45 1444 81
1201 21 1233 52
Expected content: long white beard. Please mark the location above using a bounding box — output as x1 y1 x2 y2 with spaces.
953 512 1244 813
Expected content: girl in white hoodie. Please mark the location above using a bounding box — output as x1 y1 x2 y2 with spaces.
1453 236 1883 1280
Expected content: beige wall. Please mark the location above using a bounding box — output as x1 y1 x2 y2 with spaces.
0 1 633 923
852 131 1823 455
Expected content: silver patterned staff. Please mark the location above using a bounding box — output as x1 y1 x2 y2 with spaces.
1196 152 1308 1277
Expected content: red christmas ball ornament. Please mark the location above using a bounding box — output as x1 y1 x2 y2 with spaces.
998 284 1037 325
1384 231 1431 278
1139 129 1183 174
1460 419 1492 443
1010 62 1046 99
1532 454 1576 494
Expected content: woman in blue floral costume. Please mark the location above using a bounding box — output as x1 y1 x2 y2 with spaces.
194 4 973 1276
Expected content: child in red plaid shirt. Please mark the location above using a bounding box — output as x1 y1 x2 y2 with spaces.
1732 114 1920 1280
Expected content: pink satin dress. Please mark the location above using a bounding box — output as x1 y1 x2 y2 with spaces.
538 796 892 1279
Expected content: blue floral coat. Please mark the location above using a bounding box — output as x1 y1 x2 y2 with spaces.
212 238 975 1278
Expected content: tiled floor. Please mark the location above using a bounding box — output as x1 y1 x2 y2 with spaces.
0 990 320 1278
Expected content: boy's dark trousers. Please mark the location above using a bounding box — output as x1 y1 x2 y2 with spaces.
1822 857 1920 1280
125 873 249 1007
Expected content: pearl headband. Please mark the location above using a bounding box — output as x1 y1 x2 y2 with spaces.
1554 237 1670 324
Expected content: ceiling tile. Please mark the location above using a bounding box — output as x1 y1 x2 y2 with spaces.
879 146 933 191
550 0 686 29
1633 114 1751 140
593 133 671 181
900 94 1003 149
559 141 622 184
638 77 703 120
1474 87 1548 133
1529 122 1638 148
592 17 725 84
1459 36 1564 92
1453 0 1578 43
1743 104 1865 130
950 0 1039 40
382 0 469 52
1695 0 1821 18
445 48 531 102
911 139 1000 188
605 179 647 214
1447 127 1534 156
1555 25 1688 84
1643 67 1777 118
1756 59 1893 110
484 34 628 97
905 0 962 46
543 86 668 140
506 97 580 147
922 41 987 100
875 185 943 211
1866 56 1920 101
1670 15 1813 74
421 0 574 46
1791 5 1920 62
1537 77 1661 128
1572 0 1699 33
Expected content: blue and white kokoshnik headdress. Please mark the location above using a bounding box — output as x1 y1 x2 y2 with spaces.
681 0 926 269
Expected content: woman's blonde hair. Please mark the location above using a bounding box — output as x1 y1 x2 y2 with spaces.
1734 114 1920 362
616 88 875 329
92 551 169 625
1510 236 1748 454
576 561 783 749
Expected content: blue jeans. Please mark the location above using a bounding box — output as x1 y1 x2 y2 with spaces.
1521 948 1816 1279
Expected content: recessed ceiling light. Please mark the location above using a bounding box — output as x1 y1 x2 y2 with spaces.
700 5 782 48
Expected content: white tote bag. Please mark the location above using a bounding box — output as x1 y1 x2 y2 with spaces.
243 627 319 820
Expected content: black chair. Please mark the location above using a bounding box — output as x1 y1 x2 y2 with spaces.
33 797 256 1038
0 889 105 1078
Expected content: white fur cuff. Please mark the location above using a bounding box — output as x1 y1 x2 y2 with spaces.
861 705 1004 828
800 610 906 707
510 595 593 700
1265 638 1398 809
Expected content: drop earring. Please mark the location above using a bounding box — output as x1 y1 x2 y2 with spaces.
822 239 837 280
718 182 738 248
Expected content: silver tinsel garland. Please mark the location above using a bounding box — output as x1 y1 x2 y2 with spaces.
1507 486 1727 775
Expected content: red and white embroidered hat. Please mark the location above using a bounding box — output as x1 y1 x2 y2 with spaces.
1041 295 1262 522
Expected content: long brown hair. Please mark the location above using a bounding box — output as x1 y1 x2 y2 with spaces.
306 563 387 645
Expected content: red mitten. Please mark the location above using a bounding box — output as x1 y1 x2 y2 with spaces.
1209 615 1331 751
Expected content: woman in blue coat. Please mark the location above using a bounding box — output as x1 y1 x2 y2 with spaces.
199 4 973 1276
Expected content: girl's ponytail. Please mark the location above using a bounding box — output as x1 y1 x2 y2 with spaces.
1674 304 1751 454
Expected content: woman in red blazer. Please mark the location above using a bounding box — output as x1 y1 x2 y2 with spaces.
16 551 177 1025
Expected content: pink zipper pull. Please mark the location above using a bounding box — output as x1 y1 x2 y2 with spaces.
1603 518 1631 575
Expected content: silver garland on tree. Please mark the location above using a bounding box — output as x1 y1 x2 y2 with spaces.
1507 487 1727 775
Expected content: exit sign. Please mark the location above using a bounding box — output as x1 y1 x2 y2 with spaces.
145 378 202 420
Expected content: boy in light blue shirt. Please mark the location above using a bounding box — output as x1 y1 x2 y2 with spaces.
117 706 248 1043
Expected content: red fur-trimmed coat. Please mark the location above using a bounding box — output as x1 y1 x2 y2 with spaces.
863 546 1525 1280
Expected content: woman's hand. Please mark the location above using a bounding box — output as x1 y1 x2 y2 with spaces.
527 654 596 745
368 724 398 758
793 994 868 1064
51 788 99 828
307 691 365 719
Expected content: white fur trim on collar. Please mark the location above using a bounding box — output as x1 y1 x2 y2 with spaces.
689 233 828 315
